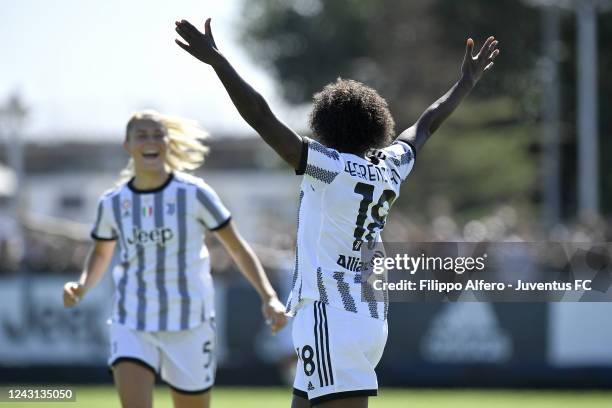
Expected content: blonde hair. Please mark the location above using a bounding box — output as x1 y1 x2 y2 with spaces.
119 110 209 181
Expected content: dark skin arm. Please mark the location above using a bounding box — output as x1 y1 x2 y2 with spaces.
398 37 500 154
176 19 499 160
175 18 302 169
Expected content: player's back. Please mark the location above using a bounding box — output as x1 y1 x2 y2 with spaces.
286 137 415 320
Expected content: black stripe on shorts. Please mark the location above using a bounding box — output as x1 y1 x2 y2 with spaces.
313 301 334 387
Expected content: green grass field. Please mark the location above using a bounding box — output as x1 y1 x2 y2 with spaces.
5 386 611 407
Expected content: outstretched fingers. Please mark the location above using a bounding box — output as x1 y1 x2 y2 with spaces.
184 19 203 36
488 40 499 54
175 21 197 43
175 17 218 51
204 18 212 36
204 18 217 48
478 36 495 62
175 25 191 43
175 39 191 52
484 44 500 71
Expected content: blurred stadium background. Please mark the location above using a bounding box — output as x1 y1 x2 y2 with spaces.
1 0 612 406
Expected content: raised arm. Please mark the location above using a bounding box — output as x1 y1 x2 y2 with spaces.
175 18 302 170
398 36 500 154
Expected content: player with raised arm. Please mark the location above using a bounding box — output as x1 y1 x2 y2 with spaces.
175 18 499 408
62 110 286 408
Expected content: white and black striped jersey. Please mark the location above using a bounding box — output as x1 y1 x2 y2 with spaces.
286 137 416 321
91 172 231 332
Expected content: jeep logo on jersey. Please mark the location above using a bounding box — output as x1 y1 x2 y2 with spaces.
126 227 174 246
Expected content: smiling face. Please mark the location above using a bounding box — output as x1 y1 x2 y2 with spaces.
124 118 169 175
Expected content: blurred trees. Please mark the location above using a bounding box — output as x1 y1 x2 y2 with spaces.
240 0 611 223
241 0 539 119
241 0 373 104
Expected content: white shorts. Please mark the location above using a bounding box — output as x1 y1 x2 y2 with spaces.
108 321 216 394
292 300 388 405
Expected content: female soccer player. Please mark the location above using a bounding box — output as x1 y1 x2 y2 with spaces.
175 18 499 408
62 110 287 408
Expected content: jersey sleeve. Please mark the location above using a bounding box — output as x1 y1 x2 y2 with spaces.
90 196 118 241
381 140 416 182
295 137 344 189
195 183 232 231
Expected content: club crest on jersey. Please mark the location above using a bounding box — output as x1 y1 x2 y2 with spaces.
127 226 174 246
122 199 131 217
166 202 176 215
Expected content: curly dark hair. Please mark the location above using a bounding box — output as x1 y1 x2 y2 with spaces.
308 78 395 155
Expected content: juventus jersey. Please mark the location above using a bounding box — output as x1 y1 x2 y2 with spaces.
91 172 231 332
286 137 416 321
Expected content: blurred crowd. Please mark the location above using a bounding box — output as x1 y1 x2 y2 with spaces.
2 206 611 277
386 206 612 243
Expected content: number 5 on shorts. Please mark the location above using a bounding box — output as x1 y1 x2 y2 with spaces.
203 341 213 369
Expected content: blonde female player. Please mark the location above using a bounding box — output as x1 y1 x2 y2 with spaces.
175 18 498 407
62 110 287 408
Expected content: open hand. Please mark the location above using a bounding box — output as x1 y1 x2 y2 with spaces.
461 36 500 87
262 296 288 335
63 281 85 307
175 18 223 66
